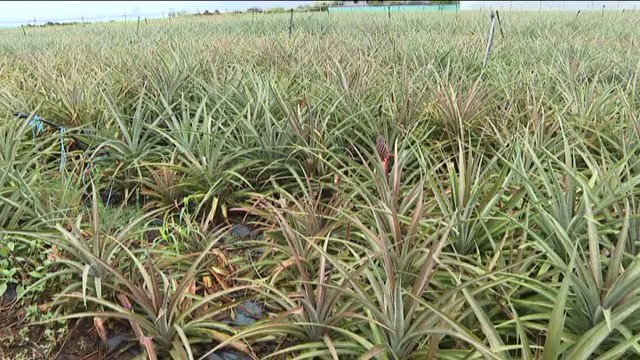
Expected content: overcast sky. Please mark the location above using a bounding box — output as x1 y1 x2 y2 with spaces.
0 1 311 24
2 1 640 25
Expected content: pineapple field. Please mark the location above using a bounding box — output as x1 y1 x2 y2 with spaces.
0 9 639 360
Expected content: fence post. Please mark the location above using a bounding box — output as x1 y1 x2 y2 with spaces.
33 17 36 26
124 13 127 22
289 8 294 37
21 24 26 37
388 5 391 19
137 16 141 35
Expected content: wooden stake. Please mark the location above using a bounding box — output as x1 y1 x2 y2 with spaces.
21 24 26 37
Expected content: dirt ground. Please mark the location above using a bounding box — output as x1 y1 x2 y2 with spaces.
0 303 138 360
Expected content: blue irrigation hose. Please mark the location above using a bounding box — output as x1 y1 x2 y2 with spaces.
29 115 44 140
59 127 66 171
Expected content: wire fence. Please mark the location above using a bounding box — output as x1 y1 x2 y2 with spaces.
1 1 638 28
0 10 198 28
469 1 636 12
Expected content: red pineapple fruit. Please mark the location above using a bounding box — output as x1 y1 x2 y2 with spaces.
376 135 390 176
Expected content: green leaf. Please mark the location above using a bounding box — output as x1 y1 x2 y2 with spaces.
28 271 44 278
82 264 91 308
566 301 640 358
583 190 603 290
542 241 578 360
0 283 7 297
463 288 510 360
602 307 612 332
595 331 640 360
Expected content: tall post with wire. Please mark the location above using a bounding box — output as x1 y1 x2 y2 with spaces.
483 11 497 68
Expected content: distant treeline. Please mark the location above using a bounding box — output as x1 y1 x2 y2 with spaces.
194 1 459 16
196 2 330 16
26 21 83 27
23 1 460 28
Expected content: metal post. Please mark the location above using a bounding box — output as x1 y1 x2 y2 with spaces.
388 5 391 19
483 11 497 67
495 11 504 38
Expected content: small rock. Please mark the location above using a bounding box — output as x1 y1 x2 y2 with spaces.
232 301 263 326
107 334 131 351
231 224 253 238
206 350 252 360
0 283 17 306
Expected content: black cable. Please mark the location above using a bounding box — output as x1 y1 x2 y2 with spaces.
13 112 88 151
